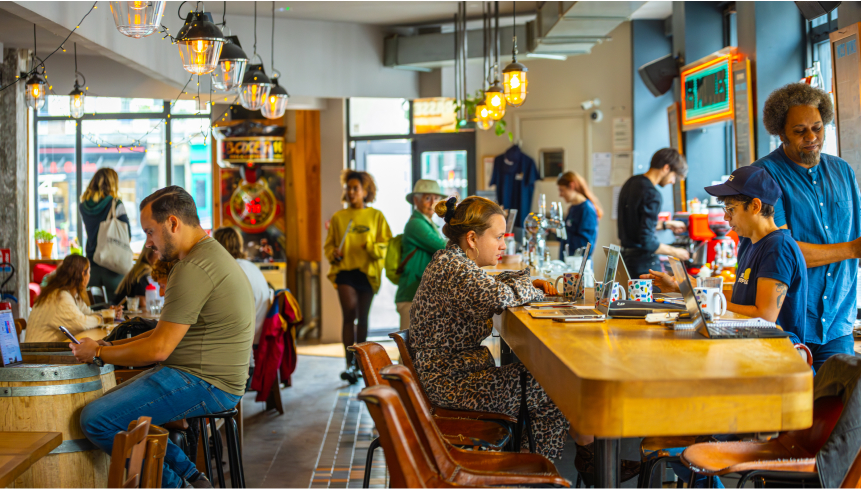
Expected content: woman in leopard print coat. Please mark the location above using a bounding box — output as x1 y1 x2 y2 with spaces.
409 196 570 460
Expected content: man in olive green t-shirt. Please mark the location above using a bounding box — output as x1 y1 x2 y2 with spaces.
72 186 254 488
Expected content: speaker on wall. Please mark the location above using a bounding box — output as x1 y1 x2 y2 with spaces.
638 54 679 97
795 1 841 21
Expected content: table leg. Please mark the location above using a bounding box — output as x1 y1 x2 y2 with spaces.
595 438 621 488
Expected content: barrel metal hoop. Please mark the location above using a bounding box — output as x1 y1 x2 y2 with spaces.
0 379 104 397
0 363 112 382
49 438 98 454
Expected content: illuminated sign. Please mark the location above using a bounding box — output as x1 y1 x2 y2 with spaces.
680 50 735 130
220 137 284 163
413 97 457 134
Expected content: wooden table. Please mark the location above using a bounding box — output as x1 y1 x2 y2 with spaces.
496 293 813 487
0 432 62 487
123 310 161 320
76 327 111 342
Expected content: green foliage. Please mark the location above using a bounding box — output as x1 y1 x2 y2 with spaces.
34 229 56 242
453 89 513 141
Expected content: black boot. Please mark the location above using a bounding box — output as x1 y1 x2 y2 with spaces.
340 348 359 384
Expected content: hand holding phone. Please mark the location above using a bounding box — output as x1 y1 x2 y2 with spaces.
58 326 81 344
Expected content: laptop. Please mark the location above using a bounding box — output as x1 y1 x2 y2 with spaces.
598 246 686 317
667 257 791 339
0 310 23 367
528 279 610 321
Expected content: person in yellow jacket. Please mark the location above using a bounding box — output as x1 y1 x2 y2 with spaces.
324 170 392 383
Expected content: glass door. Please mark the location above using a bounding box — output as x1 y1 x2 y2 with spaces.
413 132 476 200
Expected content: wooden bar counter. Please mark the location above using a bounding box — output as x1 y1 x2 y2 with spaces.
497 303 813 439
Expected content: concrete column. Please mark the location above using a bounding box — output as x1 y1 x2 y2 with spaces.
737 2 804 159
0 48 31 319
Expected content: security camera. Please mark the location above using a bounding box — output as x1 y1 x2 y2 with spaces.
580 98 601 110
590 109 604 122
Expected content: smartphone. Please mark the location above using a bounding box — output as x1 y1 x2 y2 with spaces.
552 317 605 323
58 326 81 344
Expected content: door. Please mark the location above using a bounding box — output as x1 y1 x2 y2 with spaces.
413 132 477 200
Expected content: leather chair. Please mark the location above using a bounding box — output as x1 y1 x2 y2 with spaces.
841 443 861 488
108 416 151 488
380 364 570 487
681 395 844 488
388 330 517 425
357 385 462 488
350 342 512 488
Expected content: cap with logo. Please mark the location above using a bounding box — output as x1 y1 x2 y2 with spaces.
406 179 448 204
704 165 783 206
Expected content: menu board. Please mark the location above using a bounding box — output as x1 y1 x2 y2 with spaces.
733 58 756 166
681 49 736 131
0 310 22 367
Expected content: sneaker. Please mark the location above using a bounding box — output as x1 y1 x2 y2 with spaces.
340 369 359 384
187 473 212 488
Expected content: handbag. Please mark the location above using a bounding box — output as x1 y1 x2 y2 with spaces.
93 198 133 274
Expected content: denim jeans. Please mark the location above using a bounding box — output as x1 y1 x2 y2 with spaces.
81 365 241 488
808 334 854 372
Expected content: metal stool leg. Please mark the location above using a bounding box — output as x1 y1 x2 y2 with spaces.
363 437 380 488
210 417 227 487
199 418 214 485
230 417 246 488
223 416 245 488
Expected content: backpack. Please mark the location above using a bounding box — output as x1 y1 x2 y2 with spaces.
385 235 418 285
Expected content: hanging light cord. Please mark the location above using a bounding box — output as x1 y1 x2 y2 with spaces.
512 1 517 60
253 1 258 58
271 1 275 77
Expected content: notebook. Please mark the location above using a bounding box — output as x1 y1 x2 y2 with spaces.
667 257 791 339
0 310 23 367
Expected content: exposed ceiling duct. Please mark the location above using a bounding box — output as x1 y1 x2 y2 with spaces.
385 1 649 69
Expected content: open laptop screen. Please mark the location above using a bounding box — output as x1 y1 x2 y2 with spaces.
668 257 707 330
603 244 621 284
0 310 22 367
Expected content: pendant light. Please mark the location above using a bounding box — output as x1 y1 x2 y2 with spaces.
212 3 248 92
484 4 505 121
175 6 226 75
24 25 47 110
474 103 494 130
239 2 271 111
110 1 166 39
502 1 527 107
69 43 86 119
261 2 289 119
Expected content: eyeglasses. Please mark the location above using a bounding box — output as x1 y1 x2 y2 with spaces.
722 204 739 216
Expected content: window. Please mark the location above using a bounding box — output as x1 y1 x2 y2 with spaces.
809 8 839 157
348 97 410 136
32 96 213 258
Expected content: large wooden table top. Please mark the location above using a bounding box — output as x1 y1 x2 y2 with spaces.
0 432 62 487
497 304 813 439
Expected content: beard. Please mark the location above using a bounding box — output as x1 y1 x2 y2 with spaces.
799 146 821 166
154 226 179 261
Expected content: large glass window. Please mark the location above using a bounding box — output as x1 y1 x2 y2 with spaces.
33 96 214 258
348 97 410 136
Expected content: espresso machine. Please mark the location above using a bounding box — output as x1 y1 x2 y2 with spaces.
671 210 737 273
523 195 566 270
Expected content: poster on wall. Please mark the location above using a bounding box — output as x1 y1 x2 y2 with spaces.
220 166 287 261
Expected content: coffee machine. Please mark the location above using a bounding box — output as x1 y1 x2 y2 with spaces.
671 210 738 273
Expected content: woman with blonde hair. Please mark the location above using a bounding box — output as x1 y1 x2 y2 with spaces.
113 245 155 306
27 255 111 342
323 170 391 383
80 168 131 302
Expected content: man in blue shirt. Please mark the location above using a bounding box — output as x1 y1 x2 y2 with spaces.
752 83 861 369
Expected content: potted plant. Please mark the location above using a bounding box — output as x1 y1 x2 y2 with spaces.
34 229 56 259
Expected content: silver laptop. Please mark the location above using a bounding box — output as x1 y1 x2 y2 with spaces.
668 257 791 339
535 279 612 321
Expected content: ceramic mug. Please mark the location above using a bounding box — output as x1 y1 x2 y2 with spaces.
595 281 627 303
694 287 727 318
554 272 584 300
697 276 724 289
628 279 653 302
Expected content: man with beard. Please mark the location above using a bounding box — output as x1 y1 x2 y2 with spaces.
751 83 861 369
617 148 691 278
72 186 254 488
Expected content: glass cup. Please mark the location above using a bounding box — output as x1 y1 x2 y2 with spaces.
127 296 140 312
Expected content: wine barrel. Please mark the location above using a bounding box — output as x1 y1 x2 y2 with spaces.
20 343 117 393
0 362 115 487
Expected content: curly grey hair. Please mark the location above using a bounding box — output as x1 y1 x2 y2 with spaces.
762 83 834 136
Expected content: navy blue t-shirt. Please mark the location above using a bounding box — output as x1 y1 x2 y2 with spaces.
490 145 539 227
734 229 808 341
560 200 598 259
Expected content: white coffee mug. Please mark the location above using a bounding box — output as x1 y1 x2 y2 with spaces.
628 279 653 302
554 272 584 300
694 287 727 318
595 281 627 302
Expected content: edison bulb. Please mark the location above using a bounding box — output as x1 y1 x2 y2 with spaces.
110 1 165 38
177 39 223 75
485 86 506 121
503 62 528 107
25 75 47 110
70 90 85 119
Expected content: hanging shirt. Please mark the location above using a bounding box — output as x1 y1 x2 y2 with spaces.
751 146 861 345
560 200 598 259
490 145 540 227
733 230 808 341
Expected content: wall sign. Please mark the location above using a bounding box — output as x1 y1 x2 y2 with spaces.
681 48 737 131
733 58 756 166
220 137 285 164
831 24 861 188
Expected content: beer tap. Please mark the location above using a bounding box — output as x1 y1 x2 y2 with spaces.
523 195 566 271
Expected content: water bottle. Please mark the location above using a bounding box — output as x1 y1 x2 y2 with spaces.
504 233 516 255
145 283 158 314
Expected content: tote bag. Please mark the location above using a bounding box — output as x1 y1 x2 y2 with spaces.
93 198 133 274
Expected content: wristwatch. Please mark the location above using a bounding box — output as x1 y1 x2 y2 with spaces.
92 345 105 367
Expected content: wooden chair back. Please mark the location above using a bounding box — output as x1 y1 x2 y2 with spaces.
88 285 109 308
128 420 168 488
108 416 151 488
14 318 25 336
348 342 393 388
388 330 434 408
780 395 843 457
357 385 457 488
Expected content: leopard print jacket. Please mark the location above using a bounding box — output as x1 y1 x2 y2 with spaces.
409 243 544 407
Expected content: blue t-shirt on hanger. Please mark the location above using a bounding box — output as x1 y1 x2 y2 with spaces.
490 145 540 227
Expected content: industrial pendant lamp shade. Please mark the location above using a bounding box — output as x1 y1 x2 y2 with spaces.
503 61 528 107
484 83 506 120
110 1 166 39
25 72 47 110
69 87 85 118
212 36 248 91
474 102 494 130
175 11 225 75
239 63 272 111
261 78 289 119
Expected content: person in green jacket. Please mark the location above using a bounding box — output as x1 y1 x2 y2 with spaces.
395 180 448 330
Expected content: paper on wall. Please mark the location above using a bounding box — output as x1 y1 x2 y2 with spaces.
611 152 633 186
592 152 612 187
612 117 633 151
612 186 622 220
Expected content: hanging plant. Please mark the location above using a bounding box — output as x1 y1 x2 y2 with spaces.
454 89 512 141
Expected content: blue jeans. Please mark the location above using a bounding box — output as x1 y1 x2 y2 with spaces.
808 334 855 372
81 366 241 488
